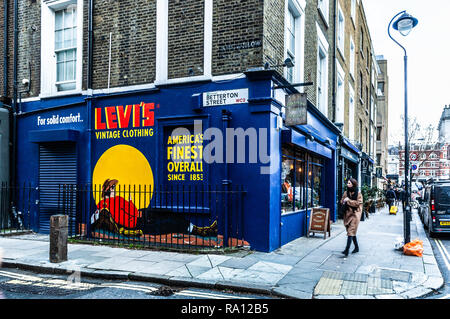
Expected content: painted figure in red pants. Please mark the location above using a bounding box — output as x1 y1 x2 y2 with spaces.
91 179 217 237
91 179 143 236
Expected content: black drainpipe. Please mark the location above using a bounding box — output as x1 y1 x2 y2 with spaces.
222 109 232 247
86 0 94 185
3 0 8 96
87 0 93 90
11 0 18 191
331 0 337 122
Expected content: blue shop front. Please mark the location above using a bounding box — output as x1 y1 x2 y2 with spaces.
15 70 339 252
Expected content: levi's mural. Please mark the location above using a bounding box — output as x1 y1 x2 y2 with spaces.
90 101 220 245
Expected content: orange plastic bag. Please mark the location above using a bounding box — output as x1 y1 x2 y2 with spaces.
403 239 423 257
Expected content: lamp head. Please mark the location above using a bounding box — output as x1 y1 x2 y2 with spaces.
393 12 418 36
283 57 295 68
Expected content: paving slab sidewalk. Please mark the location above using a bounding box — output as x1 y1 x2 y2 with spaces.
0 206 444 299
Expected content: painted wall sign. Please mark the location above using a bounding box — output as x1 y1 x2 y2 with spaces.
165 128 204 182
285 93 307 126
37 113 83 126
218 40 262 53
94 102 158 140
203 89 248 107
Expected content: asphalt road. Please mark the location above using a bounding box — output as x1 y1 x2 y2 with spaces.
426 234 450 299
0 268 278 300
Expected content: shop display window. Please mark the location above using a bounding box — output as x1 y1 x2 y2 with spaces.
281 146 322 214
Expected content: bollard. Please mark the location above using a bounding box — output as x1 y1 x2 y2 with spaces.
49 215 68 263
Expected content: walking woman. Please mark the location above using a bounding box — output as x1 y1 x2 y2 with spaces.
340 178 363 257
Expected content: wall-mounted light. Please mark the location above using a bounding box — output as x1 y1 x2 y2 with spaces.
264 57 295 70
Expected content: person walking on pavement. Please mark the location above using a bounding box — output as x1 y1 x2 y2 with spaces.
399 187 406 212
395 186 400 206
340 178 363 257
386 186 397 211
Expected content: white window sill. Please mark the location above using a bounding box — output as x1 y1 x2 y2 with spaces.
39 89 82 99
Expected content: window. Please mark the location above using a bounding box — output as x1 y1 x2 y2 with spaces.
349 37 355 78
376 127 382 141
359 72 363 101
335 60 345 124
317 49 327 114
337 4 345 54
286 10 295 83
365 86 369 109
281 147 306 213
349 85 355 140
281 148 324 213
55 7 77 91
41 0 83 96
316 24 329 116
360 29 364 53
318 0 329 25
377 81 385 96
308 156 324 208
365 127 368 152
359 119 363 144
351 0 356 23
284 1 305 84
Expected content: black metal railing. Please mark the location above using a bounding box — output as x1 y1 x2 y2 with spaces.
0 182 35 234
59 184 248 251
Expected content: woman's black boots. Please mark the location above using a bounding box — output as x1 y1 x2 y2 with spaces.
352 236 359 254
342 236 359 256
342 236 353 256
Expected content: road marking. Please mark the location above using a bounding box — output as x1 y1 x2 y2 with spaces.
0 270 251 299
434 239 450 272
175 289 252 299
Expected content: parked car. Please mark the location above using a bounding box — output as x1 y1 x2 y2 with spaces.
418 181 450 237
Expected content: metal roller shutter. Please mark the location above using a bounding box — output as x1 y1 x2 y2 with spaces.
39 143 77 234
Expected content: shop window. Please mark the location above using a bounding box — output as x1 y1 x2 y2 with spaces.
282 147 323 214
308 157 323 208
281 155 295 213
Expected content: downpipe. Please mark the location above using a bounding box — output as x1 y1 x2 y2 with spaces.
222 109 232 247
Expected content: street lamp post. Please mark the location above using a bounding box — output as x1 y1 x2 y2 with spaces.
388 11 418 245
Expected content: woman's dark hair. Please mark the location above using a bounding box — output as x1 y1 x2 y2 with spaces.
347 178 359 200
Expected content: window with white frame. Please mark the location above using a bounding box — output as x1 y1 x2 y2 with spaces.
286 10 296 83
349 37 355 78
318 0 329 25
335 60 345 124
41 0 83 96
351 0 356 23
55 7 77 91
337 4 345 54
349 85 355 140
316 24 329 116
284 0 305 84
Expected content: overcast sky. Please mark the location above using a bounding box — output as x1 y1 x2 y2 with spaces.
362 0 450 145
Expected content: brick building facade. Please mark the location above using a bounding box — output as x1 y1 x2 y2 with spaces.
0 0 385 250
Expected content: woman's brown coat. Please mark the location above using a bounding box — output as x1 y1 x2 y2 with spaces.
341 191 363 236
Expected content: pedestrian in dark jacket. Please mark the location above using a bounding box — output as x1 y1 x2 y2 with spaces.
399 187 406 211
340 178 363 257
386 187 396 211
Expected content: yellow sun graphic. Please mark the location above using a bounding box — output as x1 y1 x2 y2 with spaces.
92 144 154 209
